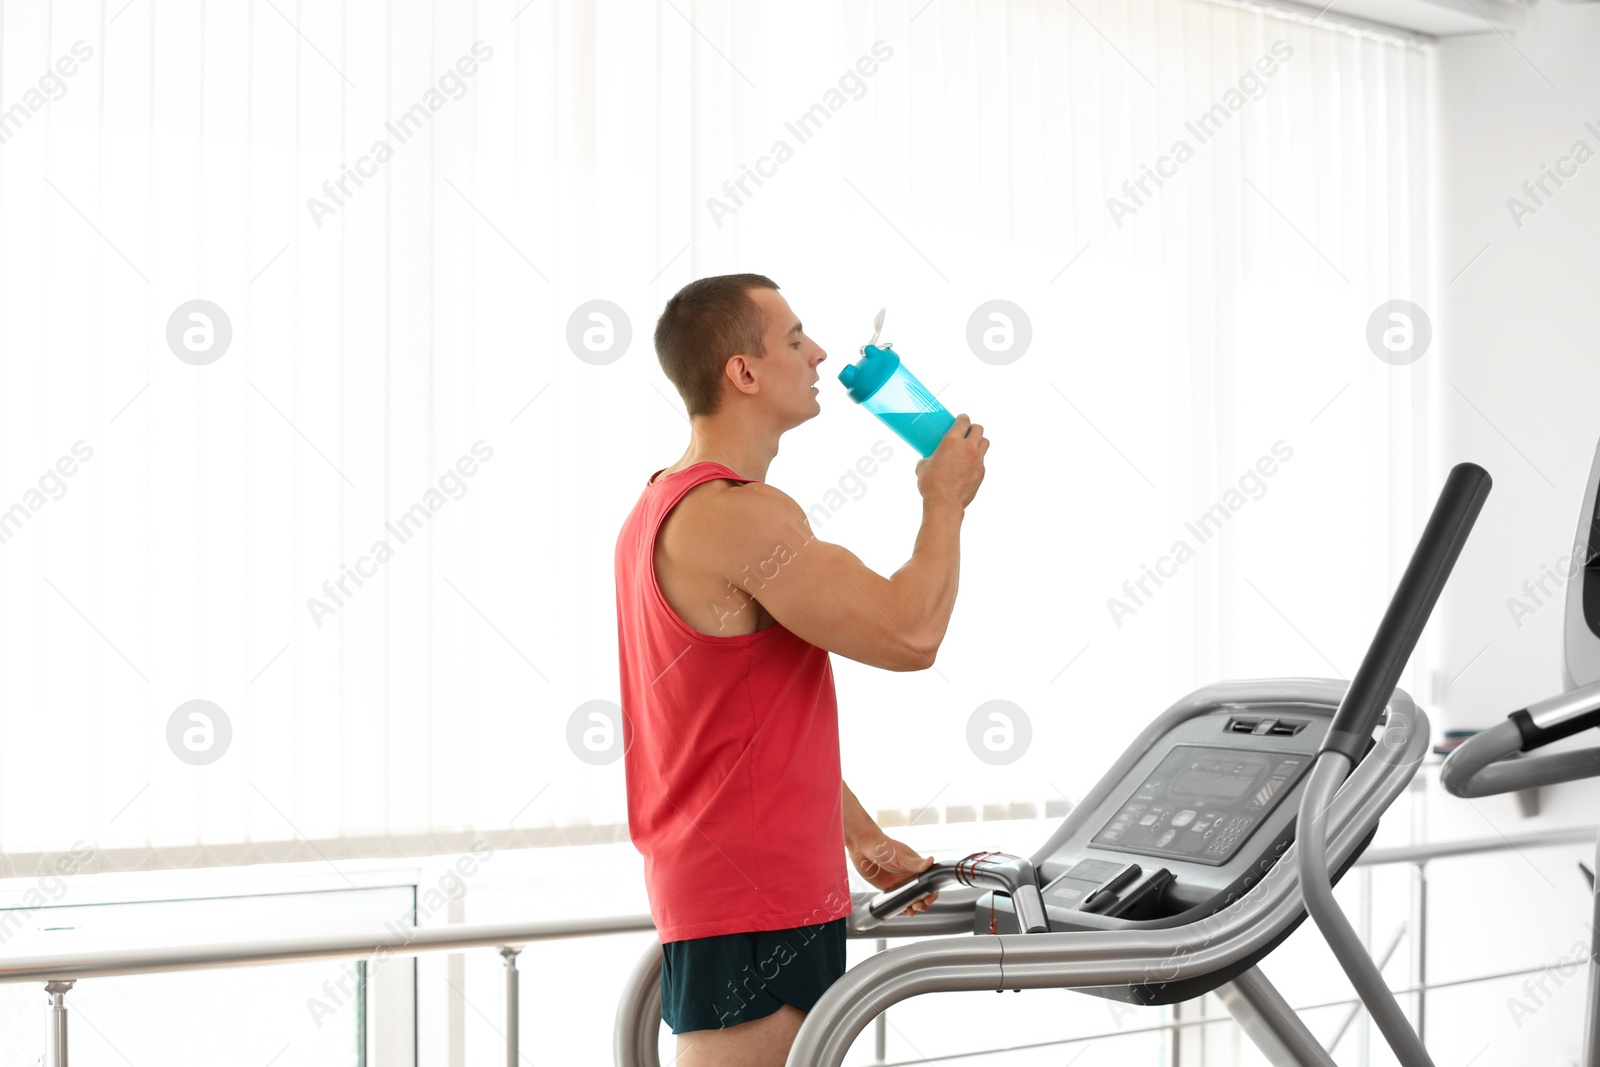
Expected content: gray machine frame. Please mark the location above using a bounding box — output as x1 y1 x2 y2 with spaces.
786 681 1428 1067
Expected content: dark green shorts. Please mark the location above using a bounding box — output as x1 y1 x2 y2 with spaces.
660 918 848 1034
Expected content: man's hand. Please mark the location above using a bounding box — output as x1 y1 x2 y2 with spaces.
915 413 987 511
848 834 939 916
842 783 939 915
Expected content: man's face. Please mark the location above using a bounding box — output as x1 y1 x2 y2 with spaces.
749 287 827 425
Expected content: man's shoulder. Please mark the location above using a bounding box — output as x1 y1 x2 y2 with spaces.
663 479 808 558
678 478 799 520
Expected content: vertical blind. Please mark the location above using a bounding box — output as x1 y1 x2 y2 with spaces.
0 0 1428 871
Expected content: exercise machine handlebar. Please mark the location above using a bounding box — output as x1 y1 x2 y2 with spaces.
1299 461 1492 1067
864 852 1049 934
1442 679 1600 798
1320 462 1492 764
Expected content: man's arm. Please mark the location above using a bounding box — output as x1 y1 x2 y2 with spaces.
842 781 880 851
754 488 962 670
690 416 984 671
842 782 937 914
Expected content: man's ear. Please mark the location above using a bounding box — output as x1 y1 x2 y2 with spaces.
724 353 760 396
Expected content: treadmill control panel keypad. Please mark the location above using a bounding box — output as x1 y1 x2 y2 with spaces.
1089 745 1309 867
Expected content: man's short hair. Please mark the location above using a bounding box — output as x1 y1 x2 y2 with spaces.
654 273 779 417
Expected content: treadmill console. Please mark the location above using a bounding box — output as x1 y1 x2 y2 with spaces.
978 700 1334 938
1089 744 1311 866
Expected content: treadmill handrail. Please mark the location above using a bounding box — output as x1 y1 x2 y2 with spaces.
861 853 1048 933
1441 679 1600 798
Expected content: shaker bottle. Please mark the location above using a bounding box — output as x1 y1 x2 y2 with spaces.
837 311 957 458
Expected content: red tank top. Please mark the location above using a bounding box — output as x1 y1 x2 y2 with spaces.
614 461 851 942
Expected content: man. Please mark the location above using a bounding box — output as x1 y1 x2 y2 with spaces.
613 273 987 1065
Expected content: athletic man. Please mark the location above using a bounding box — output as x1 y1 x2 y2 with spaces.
614 273 987 1066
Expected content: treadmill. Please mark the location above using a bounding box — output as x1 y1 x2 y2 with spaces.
613 462 1491 1067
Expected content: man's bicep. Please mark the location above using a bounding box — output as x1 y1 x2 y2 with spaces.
740 507 931 672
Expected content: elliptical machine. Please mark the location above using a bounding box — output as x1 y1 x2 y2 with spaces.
1424 438 1600 1067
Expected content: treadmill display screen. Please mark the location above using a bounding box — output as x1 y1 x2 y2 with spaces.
1089 745 1310 866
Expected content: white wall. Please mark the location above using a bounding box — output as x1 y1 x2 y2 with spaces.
1430 0 1600 829
1433 1 1600 729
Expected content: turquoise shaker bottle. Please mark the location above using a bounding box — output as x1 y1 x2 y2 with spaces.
837 321 956 458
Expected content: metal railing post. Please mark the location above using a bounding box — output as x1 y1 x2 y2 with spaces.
1357 866 1373 1067
1410 860 1428 1044
501 946 521 1067
44 979 74 1067
872 939 888 1063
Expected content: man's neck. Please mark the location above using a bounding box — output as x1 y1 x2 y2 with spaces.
675 414 780 482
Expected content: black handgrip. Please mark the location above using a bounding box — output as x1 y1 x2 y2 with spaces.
1321 462 1492 762
867 867 946 920
1511 706 1600 751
